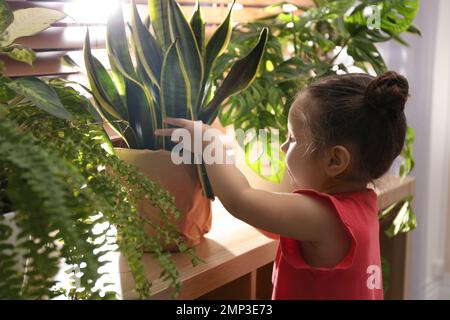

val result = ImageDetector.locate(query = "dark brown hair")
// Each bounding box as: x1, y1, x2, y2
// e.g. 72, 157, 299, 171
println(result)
295, 71, 409, 182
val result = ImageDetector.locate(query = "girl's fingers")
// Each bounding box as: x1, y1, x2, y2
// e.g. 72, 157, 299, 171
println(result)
164, 117, 191, 127
154, 128, 176, 136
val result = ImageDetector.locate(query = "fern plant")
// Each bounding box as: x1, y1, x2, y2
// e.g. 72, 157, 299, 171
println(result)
1, 0, 199, 299
1, 78, 200, 299
84, 0, 269, 199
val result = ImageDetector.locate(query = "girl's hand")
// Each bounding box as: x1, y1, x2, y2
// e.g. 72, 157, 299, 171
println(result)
154, 117, 215, 155
154, 117, 211, 138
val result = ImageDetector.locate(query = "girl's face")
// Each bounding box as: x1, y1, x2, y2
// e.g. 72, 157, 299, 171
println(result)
280, 96, 327, 190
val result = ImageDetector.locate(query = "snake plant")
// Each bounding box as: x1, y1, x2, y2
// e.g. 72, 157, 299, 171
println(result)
84, 0, 269, 198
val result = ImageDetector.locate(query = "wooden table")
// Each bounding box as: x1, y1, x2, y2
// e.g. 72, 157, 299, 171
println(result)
119, 175, 416, 299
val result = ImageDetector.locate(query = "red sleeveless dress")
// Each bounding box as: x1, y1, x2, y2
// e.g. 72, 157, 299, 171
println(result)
271, 188, 383, 300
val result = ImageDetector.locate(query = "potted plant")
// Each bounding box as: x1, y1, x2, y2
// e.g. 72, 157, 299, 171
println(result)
83, 0, 269, 250
1, 0, 199, 299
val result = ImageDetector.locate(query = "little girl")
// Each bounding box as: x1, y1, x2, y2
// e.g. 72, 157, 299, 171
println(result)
155, 71, 409, 300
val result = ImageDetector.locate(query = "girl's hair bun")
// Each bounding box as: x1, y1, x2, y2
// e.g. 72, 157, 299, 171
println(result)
364, 71, 409, 116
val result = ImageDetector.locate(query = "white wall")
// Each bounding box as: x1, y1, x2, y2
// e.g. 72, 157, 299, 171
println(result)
378, 0, 450, 299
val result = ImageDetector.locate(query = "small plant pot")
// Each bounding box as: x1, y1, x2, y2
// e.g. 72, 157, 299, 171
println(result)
114, 148, 212, 252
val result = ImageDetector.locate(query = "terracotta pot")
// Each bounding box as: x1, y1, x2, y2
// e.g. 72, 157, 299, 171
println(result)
114, 148, 212, 252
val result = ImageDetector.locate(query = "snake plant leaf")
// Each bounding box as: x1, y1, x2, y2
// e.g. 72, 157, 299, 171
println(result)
190, 0, 205, 57
0, 7, 66, 47
126, 81, 157, 150
0, 0, 13, 35
161, 40, 188, 120
84, 30, 127, 120
200, 27, 269, 124
107, 4, 142, 90
159, 40, 188, 149
6, 77, 72, 120
131, 0, 163, 88
143, 15, 151, 30
204, 0, 235, 81
135, 55, 161, 109
89, 91, 138, 148
168, 0, 204, 116
197, 163, 214, 199
149, 0, 172, 52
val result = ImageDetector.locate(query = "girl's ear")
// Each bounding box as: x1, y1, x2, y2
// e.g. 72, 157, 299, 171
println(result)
324, 145, 351, 177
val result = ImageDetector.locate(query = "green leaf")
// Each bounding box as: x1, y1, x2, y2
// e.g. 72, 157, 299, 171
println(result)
130, 0, 163, 88
345, 0, 419, 35
84, 30, 137, 146
244, 131, 286, 184
161, 40, 188, 120
61, 54, 81, 70
6, 77, 72, 120
347, 38, 387, 74
0, 8, 66, 47
190, 0, 205, 57
200, 27, 269, 124
84, 31, 127, 120
125, 81, 156, 150
385, 198, 417, 237
0, 0, 13, 35
106, 5, 140, 87
407, 24, 421, 36
0, 76, 16, 103
168, 0, 204, 116
380, 0, 419, 34
0, 44, 35, 65
381, 256, 391, 294
149, 0, 172, 52
48, 78, 103, 123
204, 0, 235, 88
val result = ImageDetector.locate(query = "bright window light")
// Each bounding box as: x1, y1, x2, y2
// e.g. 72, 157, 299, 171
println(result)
282, 4, 298, 13
66, 0, 121, 24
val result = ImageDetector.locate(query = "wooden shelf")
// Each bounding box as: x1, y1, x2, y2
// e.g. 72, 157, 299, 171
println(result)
119, 174, 416, 299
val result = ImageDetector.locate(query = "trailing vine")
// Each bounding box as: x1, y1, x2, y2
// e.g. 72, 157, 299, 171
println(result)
1, 78, 201, 299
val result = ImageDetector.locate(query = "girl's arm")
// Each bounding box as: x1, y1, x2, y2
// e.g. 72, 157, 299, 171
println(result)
155, 118, 339, 243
